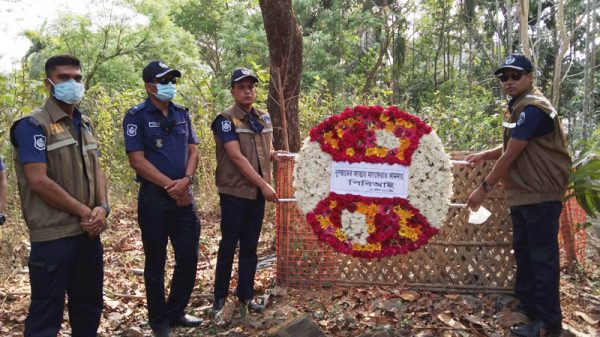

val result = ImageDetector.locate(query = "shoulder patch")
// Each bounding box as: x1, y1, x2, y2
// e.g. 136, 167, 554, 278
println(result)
516, 112, 526, 126
126, 124, 138, 137
221, 120, 232, 132
33, 135, 46, 151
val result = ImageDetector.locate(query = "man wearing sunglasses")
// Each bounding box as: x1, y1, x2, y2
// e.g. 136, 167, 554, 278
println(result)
466, 54, 571, 337
123, 61, 202, 337
0, 156, 6, 226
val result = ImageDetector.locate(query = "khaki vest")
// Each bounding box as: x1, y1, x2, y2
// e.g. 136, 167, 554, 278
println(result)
502, 87, 572, 207
10, 98, 101, 242
214, 105, 273, 200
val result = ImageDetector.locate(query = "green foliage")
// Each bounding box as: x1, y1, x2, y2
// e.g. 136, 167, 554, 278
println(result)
0, 0, 596, 211
566, 137, 600, 218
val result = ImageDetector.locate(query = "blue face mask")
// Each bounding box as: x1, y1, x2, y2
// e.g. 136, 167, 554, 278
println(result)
152, 82, 177, 102
48, 79, 85, 104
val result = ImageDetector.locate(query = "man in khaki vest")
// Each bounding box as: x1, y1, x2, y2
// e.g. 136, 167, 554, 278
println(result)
10, 55, 109, 337
467, 54, 570, 337
211, 68, 289, 314
0, 157, 7, 226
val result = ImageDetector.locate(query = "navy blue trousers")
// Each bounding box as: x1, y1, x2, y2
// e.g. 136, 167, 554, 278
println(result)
137, 183, 200, 331
24, 234, 103, 337
511, 201, 563, 328
214, 193, 265, 302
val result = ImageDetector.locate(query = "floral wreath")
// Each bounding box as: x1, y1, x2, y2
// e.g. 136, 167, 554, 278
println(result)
294, 106, 453, 259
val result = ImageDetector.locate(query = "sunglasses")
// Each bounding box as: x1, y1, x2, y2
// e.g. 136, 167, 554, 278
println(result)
156, 77, 177, 85
497, 72, 524, 82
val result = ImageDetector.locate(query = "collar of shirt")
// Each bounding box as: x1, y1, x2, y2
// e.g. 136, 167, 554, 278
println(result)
44, 97, 82, 123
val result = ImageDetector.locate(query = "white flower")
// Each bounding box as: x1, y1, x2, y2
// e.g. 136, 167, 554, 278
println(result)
341, 210, 369, 245
406, 131, 453, 228
294, 124, 453, 230
375, 129, 400, 149
293, 138, 332, 214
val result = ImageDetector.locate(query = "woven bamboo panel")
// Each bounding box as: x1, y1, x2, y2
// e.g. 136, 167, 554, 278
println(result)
276, 154, 516, 293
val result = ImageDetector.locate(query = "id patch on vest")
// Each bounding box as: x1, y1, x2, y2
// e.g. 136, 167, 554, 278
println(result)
221, 120, 232, 132
126, 124, 138, 137
34, 135, 46, 151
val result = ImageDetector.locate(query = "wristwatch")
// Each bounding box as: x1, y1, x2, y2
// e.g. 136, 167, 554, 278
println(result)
481, 180, 493, 193
97, 203, 111, 217
0, 214, 5, 225
185, 175, 195, 184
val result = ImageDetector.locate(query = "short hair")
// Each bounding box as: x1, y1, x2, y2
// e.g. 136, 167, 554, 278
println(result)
45, 55, 81, 77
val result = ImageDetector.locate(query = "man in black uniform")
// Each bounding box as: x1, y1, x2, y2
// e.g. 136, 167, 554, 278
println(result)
123, 61, 202, 337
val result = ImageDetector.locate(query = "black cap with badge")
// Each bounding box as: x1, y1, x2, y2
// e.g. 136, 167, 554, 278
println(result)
494, 53, 533, 75
143, 61, 182, 83
230, 68, 258, 87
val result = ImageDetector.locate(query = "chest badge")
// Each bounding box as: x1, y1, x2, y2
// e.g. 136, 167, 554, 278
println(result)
155, 138, 164, 149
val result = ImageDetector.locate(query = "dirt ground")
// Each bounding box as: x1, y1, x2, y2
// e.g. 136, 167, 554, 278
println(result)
0, 205, 599, 337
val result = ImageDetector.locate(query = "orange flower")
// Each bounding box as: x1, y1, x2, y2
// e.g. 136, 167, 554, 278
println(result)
395, 138, 411, 160
346, 148, 355, 157
395, 119, 415, 129
329, 200, 337, 210
366, 147, 387, 157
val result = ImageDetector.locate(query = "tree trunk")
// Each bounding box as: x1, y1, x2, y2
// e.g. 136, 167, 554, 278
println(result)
506, 0, 513, 52
582, 0, 594, 140
259, 0, 303, 152
551, 0, 569, 108
519, 0, 530, 58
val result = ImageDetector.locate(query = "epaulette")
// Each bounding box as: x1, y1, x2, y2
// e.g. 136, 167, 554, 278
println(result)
127, 101, 147, 115
27, 116, 42, 127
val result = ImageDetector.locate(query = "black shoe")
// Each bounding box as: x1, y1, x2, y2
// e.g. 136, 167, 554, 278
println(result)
170, 314, 203, 327
241, 298, 265, 313
152, 325, 171, 337
510, 319, 562, 337
211, 298, 225, 315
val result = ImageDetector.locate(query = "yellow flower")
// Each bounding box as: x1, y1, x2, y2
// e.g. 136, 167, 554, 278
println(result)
394, 206, 413, 226
316, 215, 330, 229
379, 114, 390, 123
385, 122, 395, 132
398, 224, 420, 242
329, 200, 337, 210
346, 148, 355, 157
336, 128, 344, 138
357, 203, 379, 216
342, 117, 358, 126
367, 222, 376, 234
334, 229, 348, 242
352, 242, 382, 252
